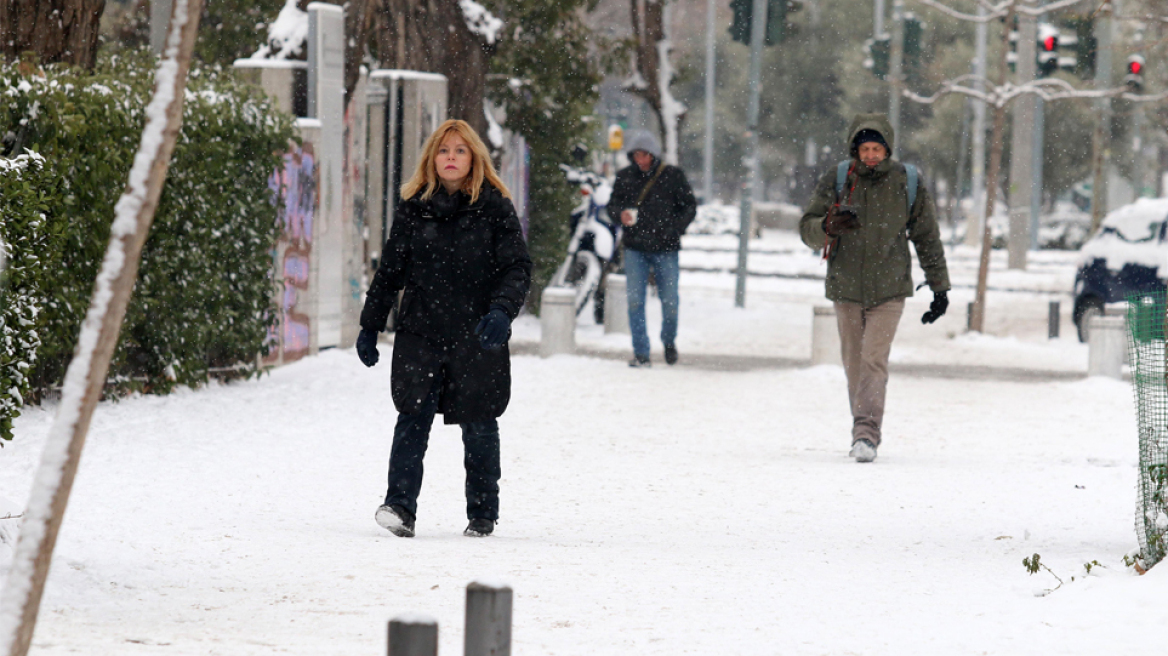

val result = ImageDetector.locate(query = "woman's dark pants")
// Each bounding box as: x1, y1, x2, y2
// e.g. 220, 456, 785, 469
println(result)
384, 377, 501, 521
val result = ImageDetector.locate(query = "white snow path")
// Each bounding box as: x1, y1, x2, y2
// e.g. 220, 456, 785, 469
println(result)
1, 348, 1163, 654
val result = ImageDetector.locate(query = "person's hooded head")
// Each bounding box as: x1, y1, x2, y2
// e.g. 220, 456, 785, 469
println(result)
846, 114, 895, 168
625, 130, 662, 172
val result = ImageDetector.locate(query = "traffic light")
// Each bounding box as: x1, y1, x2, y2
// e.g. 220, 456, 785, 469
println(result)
903, 13, 922, 67
729, 0, 800, 46
863, 35, 891, 79
1061, 16, 1096, 79
1126, 54, 1145, 92
730, 0, 752, 44
1037, 24, 1059, 77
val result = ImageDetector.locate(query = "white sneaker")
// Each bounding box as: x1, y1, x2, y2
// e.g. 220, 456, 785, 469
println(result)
849, 439, 878, 463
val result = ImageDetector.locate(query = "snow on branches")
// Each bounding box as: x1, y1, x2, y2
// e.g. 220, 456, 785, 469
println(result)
904, 74, 1168, 107
460, 0, 504, 46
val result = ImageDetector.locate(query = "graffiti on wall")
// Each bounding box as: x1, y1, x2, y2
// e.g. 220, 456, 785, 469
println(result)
267, 142, 317, 363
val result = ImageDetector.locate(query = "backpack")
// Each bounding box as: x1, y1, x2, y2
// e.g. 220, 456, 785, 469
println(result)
835, 160, 918, 212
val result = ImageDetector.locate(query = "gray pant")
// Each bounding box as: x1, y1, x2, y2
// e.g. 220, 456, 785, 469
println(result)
834, 299, 905, 446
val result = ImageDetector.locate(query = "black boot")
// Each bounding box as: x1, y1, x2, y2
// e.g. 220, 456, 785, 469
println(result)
375, 504, 416, 537
464, 518, 495, 537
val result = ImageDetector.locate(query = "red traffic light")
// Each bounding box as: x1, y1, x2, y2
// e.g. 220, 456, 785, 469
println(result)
1130, 61, 1143, 74
1043, 36, 1057, 52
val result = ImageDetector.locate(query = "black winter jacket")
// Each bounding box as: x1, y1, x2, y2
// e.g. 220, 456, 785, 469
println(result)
607, 159, 697, 253
360, 184, 532, 423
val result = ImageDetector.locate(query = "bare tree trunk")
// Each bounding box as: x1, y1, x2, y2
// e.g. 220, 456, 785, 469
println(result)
344, 0, 374, 102
627, 0, 679, 161
0, 0, 106, 70
372, 0, 493, 137
971, 2, 1015, 334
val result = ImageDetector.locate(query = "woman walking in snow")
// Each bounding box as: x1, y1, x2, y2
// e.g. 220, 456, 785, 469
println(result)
355, 119, 532, 538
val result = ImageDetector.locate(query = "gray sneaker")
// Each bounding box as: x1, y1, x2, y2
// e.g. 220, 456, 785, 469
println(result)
849, 439, 878, 463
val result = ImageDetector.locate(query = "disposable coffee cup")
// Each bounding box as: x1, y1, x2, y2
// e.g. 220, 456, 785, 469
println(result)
627, 209, 638, 225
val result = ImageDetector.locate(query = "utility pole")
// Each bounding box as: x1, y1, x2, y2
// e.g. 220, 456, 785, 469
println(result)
966, 4, 988, 247
1090, 3, 1114, 233
875, 0, 885, 38
888, 0, 904, 156
1007, 3, 1037, 270
734, 0, 767, 308
1031, 96, 1044, 249
703, 0, 716, 204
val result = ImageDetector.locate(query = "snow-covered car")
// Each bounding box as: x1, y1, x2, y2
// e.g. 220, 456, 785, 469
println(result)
1074, 198, 1168, 342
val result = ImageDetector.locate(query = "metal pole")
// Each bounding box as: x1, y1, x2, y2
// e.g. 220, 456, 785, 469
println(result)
1133, 102, 1145, 197
966, 5, 988, 247
951, 94, 972, 247
1031, 96, 1044, 249
875, 0, 885, 37
734, 0, 767, 308
1090, 4, 1114, 233
1007, 5, 1037, 270
888, 0, 904, 157
703, 0, 716, 204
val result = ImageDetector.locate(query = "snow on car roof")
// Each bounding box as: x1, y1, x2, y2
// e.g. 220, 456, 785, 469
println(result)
1079, 198, 1168, 271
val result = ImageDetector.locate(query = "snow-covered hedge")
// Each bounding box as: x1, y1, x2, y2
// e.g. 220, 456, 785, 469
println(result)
0, 49, 297, 413
0, 153, 64, 442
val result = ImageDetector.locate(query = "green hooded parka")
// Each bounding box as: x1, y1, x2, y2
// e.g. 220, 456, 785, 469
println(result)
799, 114, 950, 308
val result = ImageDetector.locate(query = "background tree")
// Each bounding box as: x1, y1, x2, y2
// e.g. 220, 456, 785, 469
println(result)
1, 0, 106, 69
370, 0, 499, 136
484, 0, 604, 305
625, 0, 685, 164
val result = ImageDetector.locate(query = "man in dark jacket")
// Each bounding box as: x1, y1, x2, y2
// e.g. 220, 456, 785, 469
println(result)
799, 113, 950, 463
607, 130, 697, 367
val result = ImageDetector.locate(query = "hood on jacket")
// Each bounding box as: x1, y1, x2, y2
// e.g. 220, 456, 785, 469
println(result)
625, 130, 662, 163
847, 113, 895, 158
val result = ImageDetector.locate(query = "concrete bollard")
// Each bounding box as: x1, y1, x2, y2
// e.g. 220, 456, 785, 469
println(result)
540, 286, 576, 357
464, 581, 512, 656
1087, 315, 1126, 379
1049, 300, 1060, 339
604, 274, 630, 335
811, 305, 842, 366
387, 615, 438, 656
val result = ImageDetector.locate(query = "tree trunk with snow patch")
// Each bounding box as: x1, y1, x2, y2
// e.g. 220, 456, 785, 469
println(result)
0, 0, 106, 70
625, 0, 684, 165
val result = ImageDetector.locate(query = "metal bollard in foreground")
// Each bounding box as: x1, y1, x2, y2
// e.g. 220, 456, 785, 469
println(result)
1048, 300, 1060, 339
387, 615, 438, 656
464, 581, 512, 656
1087, 315, 1125, 379
811, 305, 842, 366
603, 273, 630, 335
540, 286, 576, 357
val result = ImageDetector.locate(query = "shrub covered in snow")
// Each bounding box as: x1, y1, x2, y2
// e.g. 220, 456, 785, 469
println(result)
0, 49, 297, 407
0, 153, 65, 441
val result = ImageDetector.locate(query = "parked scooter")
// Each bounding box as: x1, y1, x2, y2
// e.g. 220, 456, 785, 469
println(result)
549, 163, 620, 322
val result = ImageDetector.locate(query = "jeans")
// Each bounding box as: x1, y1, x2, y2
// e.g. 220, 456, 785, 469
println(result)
624, 248, 680, 357
384, 373, 501, 521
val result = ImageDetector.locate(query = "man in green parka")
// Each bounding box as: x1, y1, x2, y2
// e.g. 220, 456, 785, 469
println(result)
799, 113, 951, 463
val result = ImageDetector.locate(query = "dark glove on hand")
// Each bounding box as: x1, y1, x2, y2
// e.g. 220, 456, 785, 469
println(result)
356, 328, 380, 367
921, 291, 949, 324
823, 206, 861, 236
474, 307, 511, 350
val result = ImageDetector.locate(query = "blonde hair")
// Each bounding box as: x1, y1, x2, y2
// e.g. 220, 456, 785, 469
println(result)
401, 119, 511, 204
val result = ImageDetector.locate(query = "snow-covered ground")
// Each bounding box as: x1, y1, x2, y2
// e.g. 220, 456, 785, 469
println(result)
3, 233, 1165, 654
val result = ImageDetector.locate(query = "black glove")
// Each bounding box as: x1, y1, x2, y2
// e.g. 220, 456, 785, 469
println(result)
921, 291, 948, 324
474, 307, 511, 350
824, 204, 861, 236
356, 328, 380, 367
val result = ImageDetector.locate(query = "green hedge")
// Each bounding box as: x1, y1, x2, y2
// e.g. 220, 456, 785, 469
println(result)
0, 153, 66, 441
0, 49, 297, 434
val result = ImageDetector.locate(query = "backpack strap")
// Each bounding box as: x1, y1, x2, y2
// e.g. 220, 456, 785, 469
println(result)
905, 163, 919, 210
835, 160, 850, 200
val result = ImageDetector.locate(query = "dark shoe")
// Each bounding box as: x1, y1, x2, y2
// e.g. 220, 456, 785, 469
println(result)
628, 354, 651, 368
664, 344, 678, 365
849, 439, 878, 463
464, 518, 495, 537
375, 504, 415, 537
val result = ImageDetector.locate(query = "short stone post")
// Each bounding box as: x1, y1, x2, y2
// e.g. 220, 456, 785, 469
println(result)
1087, 315, 1126, 379
464, 581, 512, 656
604, 274, 630, 335
540, 286, 576, 357
811, 305, 842, 366
387, 615, 438, 656
1048, 300, 1060, 339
